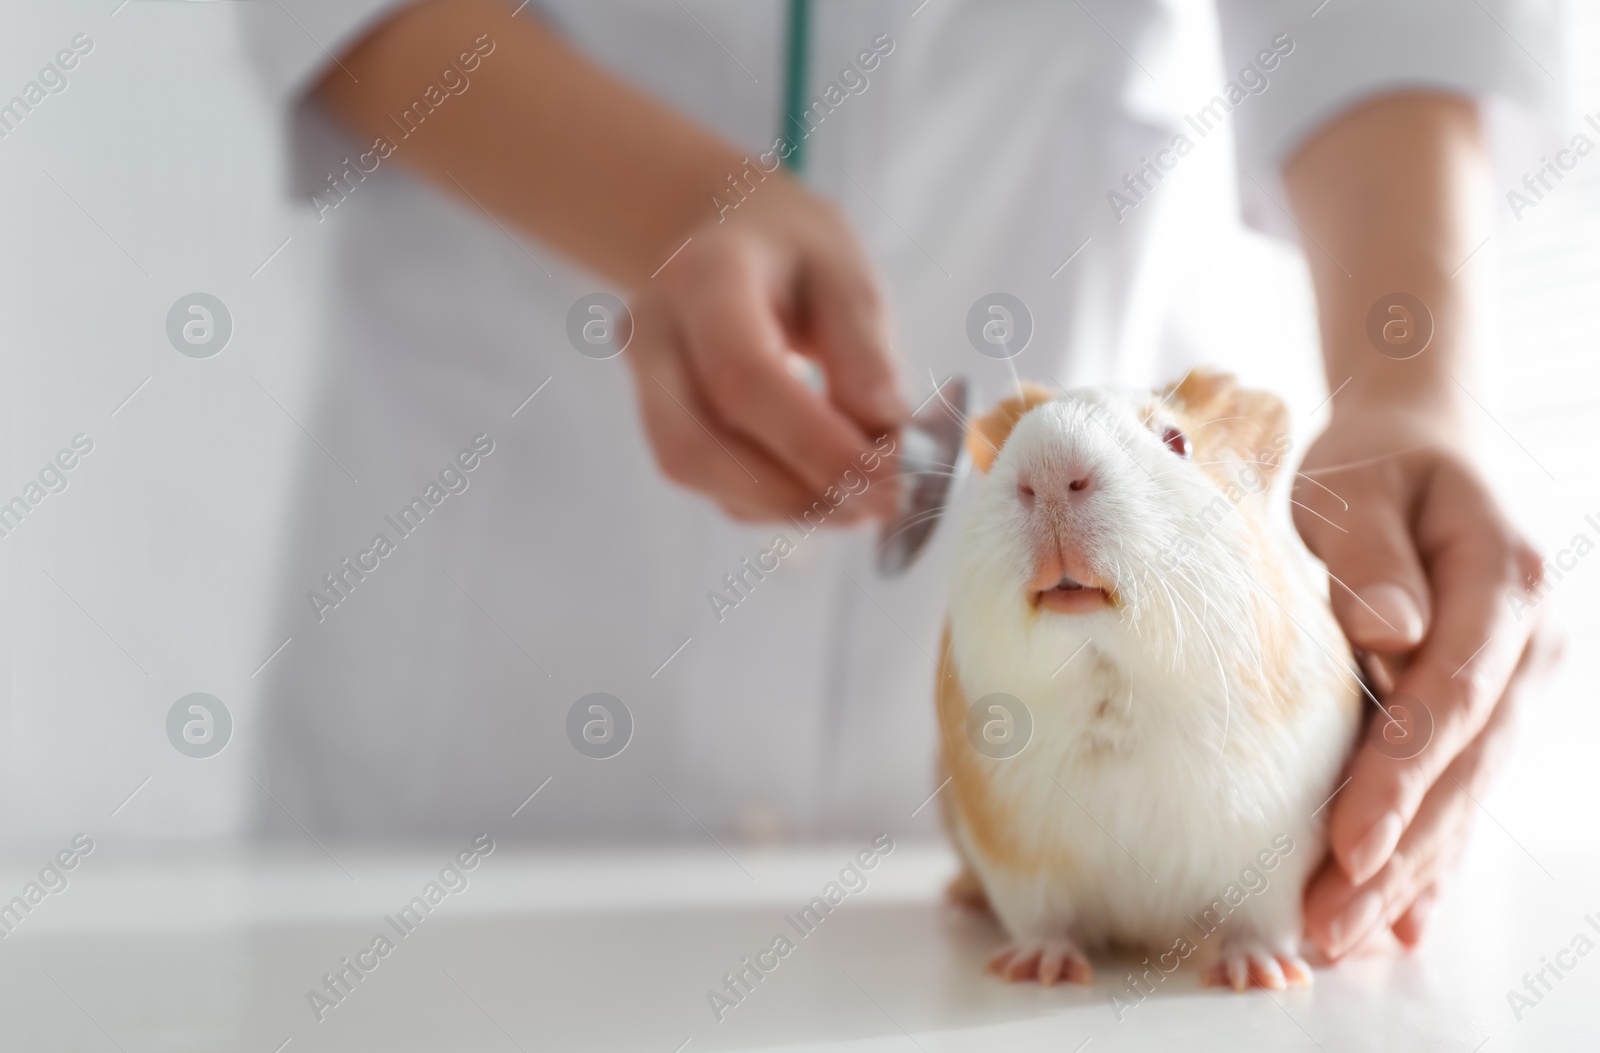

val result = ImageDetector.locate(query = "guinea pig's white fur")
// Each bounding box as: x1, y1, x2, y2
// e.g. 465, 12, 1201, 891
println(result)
940, 376, 1362, 988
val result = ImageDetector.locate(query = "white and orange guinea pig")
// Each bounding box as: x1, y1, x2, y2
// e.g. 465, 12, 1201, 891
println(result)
938, 370, 1362, 992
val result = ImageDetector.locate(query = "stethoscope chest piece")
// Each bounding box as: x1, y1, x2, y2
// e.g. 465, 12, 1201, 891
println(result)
876, 377, 969, 576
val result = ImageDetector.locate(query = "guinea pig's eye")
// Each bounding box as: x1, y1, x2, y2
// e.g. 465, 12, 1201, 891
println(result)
1161, 425, 1190, 458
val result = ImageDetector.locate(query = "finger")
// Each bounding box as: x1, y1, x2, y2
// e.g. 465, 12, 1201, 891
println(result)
1293, 468, 1428, 650
1390, 882, 1438, 948
1308, 627, 1534, 958
1327, 533, 1533, 885
632, 320, 821, 519
674, 240, 897, 516
803, 232, 909, 433
718, 500, 772, 524
715, 491, 872, 527
1307, 748, 1472, 958
1357, 648, 1404, 699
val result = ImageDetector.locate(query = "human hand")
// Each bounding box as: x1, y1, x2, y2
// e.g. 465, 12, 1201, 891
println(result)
316, 0, 908, 525
625, 177, 907, 524
1291, 400, 1563, 958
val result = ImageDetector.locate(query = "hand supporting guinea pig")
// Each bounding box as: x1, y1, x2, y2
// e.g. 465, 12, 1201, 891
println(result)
1291, 401, 1564, 958
626, 177, 907, 524
1282, 90, 1566, 958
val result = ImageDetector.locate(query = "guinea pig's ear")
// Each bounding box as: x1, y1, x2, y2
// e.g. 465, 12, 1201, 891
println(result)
1163, 368, 1290, 476
967, 383, 1056, 473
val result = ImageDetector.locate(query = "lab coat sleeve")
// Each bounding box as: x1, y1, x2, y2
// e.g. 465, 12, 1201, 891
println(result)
1214, 0, 1564, 238
238, 0, 413, 104
237, 0, 418, 199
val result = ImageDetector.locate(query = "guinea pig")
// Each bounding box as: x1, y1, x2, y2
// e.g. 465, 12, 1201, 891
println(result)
936, 369, 1363, 991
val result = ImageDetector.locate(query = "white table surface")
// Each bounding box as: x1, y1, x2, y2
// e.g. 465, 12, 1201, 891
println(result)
0, 836, 1594, 1052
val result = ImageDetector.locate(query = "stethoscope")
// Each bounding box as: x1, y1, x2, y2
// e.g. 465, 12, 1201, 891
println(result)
781, 0, 971, 576
782, 0, 814, 175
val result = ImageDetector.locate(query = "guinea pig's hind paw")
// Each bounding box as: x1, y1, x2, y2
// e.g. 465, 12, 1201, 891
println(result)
1201, 942, 1312, 992
985, 938, 1093, 986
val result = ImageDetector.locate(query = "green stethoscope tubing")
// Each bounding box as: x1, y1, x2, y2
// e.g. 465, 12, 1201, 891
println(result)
782, 0, 811, 174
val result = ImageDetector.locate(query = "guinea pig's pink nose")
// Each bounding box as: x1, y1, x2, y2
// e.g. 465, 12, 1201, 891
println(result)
1017, 464, 1095, 506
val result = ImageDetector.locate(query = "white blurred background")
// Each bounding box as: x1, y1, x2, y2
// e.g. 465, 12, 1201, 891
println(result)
0, 0, 1595, 855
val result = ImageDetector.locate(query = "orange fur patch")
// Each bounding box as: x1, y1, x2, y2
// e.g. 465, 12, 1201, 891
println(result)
966, 383, 1056, 474
1162, 368, 1290, 495
936, 626, 1075, 880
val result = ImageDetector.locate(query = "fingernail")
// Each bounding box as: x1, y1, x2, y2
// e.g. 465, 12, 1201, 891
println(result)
870, 381, 908, 424
1328, 890, 1384, 956
1349, 584, 1424, 646
1348, 811, 1403, 883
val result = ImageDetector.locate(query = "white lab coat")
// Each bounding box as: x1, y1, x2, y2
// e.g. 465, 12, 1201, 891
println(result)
238, 0, 1556, 842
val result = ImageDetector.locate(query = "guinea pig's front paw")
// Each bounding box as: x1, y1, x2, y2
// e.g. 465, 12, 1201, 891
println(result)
985, 936, 1093, 986
1200, 938, 1312, 992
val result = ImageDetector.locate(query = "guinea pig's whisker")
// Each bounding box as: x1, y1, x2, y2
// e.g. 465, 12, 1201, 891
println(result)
930, 388, 1001, 460
1170, 562, 1224, 618
1289, 470, 1349, 511
1190, 415, 1252, 432
1191, 457, 1279, 469
878, 506, 949, 543
1148, 569, 1182, 644
1298, 443, 1432, 476
1197, 622, 1233, 750
1321, 567, 1402, 633
1249, 618, 1269, 695
1289, 498, 1348, 534
1113, 542, 1143, 620
1155, 559, 1233, 750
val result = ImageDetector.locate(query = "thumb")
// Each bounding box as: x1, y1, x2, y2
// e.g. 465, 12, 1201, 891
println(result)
1296, 491, 1429, 652
804, 244, 908, 434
